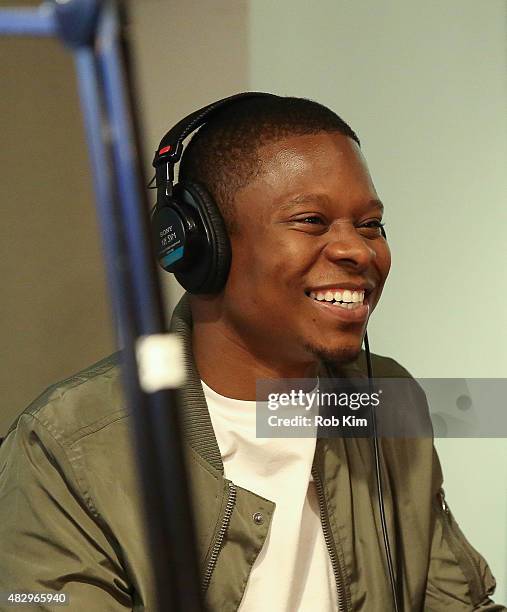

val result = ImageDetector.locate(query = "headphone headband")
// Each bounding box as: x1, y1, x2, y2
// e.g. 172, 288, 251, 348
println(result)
152, 92, 277, 169
152, 92, 276, 204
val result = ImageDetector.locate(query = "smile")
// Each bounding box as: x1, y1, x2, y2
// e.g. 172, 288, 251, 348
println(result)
307, 289, 365, 310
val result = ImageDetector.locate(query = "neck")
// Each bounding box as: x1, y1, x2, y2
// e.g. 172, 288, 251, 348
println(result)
191, 305, 318, 401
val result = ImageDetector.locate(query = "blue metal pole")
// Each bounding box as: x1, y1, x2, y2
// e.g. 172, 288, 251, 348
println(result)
0, 7, 55, 36
73, 48, 128, 340
95, 2, 162, 335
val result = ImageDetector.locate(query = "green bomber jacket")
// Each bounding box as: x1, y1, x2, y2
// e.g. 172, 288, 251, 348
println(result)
0, 294, 503, 611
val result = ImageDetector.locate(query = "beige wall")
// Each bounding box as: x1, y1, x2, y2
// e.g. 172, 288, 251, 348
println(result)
0, 34, 114, 435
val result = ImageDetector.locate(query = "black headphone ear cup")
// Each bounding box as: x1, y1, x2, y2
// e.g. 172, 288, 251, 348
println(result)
176, 181, 231, 294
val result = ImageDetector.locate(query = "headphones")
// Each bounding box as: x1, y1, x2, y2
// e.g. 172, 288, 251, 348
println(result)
151, 92, 386, 295
151, 92, 273, 294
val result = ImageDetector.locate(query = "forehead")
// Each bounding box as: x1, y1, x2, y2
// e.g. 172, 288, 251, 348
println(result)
240, 131, 377, 210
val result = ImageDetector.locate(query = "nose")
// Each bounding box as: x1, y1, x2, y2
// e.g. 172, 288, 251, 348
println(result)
322, 222, 376, 270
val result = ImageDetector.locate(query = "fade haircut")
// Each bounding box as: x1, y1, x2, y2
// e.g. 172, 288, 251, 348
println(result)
178, 95, 360, 234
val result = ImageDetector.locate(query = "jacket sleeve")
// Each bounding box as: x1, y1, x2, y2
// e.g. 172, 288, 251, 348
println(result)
424, 447, 505, 611
0, 413, 133, 612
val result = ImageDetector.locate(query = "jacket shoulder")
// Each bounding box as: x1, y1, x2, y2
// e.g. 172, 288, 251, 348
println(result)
368, 352, 414, 378
6, 351, 128, 447
346, 349, 415, 379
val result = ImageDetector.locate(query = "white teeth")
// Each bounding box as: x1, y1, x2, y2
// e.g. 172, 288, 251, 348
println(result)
309, 289, 366, 305
333, 302, 360, 310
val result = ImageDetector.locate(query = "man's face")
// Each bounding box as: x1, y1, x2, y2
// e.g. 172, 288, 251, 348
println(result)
221, 131, 391, 366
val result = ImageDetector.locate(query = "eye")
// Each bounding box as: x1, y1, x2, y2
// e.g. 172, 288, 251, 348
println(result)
360, 219, 385, 229
296, 216, 325, 225
358, 219, 385, 236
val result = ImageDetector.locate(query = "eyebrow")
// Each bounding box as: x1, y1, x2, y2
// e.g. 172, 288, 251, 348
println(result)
278, 193, 384, 213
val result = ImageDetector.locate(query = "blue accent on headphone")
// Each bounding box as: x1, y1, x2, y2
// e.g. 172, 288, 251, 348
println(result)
161, 246, 184, 267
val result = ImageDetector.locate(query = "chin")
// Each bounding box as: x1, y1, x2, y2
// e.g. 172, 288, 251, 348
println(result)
304, 341, 362, 366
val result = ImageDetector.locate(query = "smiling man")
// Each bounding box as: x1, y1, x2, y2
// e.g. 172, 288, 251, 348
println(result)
0, 94, 503, 611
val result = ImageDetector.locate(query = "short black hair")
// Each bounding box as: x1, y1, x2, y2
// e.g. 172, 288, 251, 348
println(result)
178, 95, 360, 234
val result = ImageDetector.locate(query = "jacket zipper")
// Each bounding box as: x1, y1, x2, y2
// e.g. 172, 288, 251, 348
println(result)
201, 481, 237, 593
312, 467, 349, 612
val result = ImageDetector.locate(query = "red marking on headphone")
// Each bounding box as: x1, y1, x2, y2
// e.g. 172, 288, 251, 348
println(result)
159, 145, 172, 155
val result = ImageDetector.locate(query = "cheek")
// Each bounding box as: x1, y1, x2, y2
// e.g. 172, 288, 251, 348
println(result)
230, 230, 309, 282
370, 243, 391, 310
226, 235, 274, 305
376, 241, 392, 282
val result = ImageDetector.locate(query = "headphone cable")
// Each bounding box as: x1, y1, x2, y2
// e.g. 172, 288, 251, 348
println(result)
364, 331, 401, 612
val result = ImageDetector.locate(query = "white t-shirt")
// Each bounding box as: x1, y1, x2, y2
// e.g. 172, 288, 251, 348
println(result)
202, 380, 337, 612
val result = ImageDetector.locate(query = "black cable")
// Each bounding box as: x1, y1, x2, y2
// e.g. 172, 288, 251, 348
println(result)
364, 331, 401, 612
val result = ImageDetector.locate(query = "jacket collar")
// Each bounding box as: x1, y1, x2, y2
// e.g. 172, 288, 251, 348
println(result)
170, 293, 367, 472
170, 293, 224, 472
